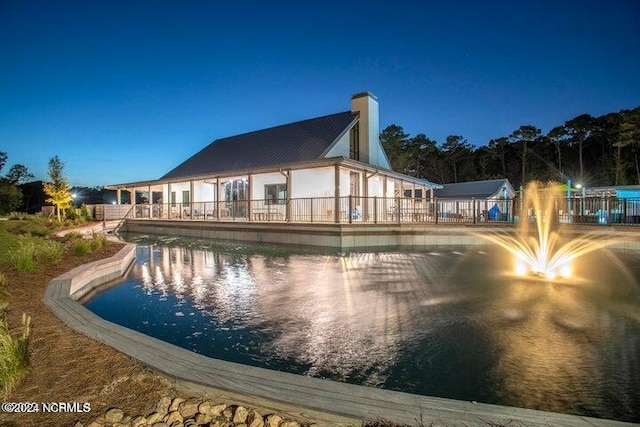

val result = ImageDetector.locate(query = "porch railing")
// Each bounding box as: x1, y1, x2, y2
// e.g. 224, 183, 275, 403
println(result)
109, 196, 640, 226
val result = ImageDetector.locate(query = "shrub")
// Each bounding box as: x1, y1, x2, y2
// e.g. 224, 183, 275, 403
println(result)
80, 203, 91, 221
7, 212, 26, 221
25, 224, 50, 237
0, 272, 7, 289
73, 239, 92, 255
90, 232, 107, 250
36, 240, 64, 264
63, 231, 83, 241
10, 241, 36, 272
65, 207, 77, 220
0, 310, 31, 399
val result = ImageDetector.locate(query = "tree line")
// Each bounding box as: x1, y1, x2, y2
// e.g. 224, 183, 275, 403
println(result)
381, 106, 640, 189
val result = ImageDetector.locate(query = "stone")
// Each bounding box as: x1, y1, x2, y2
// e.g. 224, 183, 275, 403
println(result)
105, 408, 125, 424
265, 414, 282, 427
178, 399, 200, 418
222, 407, 233, 419
169, 422, 184, 427
169, 397, 186, 412
164, 410, 184, 425
194, 413, 212, 425
151, 423, 168, 427
232, 406, 249, 423
147, 412, 164, 424
209, 403, 227, 416
73, 422, 84, 427
280, 421, 300, 427
197, 400, 212, 415
247, 410, 264, 427
131, 417, 147, 427
156, 396, 173, 414
122, 415, 132, 425
184, 419, 198, 427
87, 422, 102, 427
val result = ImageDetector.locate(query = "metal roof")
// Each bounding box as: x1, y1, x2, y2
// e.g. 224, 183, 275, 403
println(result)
434, 179, 515, 199
161, 111, 357, 180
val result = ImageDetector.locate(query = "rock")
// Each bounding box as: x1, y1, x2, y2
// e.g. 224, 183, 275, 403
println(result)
197, 400, 212, 415
131, 416, 147, 427
73, 422, 84, 427
209, 403, 227, 416
178, 399, 200, 418
222, 407, 233, 419
105, 408, 125, 423
122, 415, 132, 424
247, 410, 264, 427
184, 419, 198, 427
169, 422, 184, 427
164, 410, 184, 425
87, 422, 102, 427
232, 406, 249, 423
265, 414, 282, 427
156, 396, 173, 414
147, 412, 164, 424
194, 413, 212, 425
169, 397, 186, 412
280, 421, 300, 427
151, 423, 168, 427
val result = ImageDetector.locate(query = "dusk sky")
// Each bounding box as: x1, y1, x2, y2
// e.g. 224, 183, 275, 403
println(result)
1, 1, 639, 187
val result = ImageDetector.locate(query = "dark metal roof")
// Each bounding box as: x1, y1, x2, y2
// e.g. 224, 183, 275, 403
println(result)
161, 111, 356, 180
434, 179, 514, 199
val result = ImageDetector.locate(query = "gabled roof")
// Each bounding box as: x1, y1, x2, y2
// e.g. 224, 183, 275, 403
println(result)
161, 111, 357, 180
434, 179, 515, 199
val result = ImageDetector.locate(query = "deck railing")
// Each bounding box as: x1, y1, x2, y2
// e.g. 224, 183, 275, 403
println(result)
104, 195, 640, 226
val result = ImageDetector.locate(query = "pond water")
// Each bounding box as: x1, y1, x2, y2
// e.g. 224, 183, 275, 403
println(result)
85, 234, 640, 422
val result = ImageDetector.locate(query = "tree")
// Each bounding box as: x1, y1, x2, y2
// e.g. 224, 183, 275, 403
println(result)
0, 152, 24, 215
380, 125, 411, 174
0, 152, 6, 172
43, 155, 73, 222
509, 125, 541, 187
441, 135, 473, 183
564, 114, 596, 183
5, 164, 34, 185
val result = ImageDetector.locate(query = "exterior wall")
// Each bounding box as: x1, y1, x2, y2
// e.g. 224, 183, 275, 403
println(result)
339, 169, 351, 196
350, 93, 390, 170
252, 172, 288, 200
169, 182, 190, 203
193, 180, 215, 202
324, 129, 351, 158
368, 175, 384, 197
291, 167, 335, 198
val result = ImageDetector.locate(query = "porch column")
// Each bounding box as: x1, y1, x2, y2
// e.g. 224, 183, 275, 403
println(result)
190, 180, 195, 219
286, 170, 292, 222
130, 189, 136, 204
248, 173, 253, 222
168, 183, 172, 218
216, 180, 222, 221
383, 176, 388, 221
116, 189, 121, 205
334, 164, 341, 223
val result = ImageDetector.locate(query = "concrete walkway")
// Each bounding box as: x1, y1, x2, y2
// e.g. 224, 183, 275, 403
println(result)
44, 245, 638, 427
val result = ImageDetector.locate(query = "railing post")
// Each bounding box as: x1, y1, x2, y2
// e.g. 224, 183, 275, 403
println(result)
310, 198, 314, 223
374, 196, 378, 224
348, 195, 353, 224
435, 198, 439, 225
473, 198, 476, 224
396, 197, 401, 224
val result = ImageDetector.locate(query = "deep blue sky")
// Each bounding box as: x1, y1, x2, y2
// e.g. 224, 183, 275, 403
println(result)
1, 1, 639, 187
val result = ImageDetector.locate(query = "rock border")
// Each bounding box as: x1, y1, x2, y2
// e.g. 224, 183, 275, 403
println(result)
45, 244, 637, 427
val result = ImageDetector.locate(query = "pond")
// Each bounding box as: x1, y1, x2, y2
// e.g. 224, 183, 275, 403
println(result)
84, 234, 640, 422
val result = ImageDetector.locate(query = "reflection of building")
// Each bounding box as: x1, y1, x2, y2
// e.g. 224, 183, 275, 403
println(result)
106, 92, 441, 223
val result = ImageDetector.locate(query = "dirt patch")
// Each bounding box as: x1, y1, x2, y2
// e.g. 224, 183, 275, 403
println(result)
0, 242, 173, 427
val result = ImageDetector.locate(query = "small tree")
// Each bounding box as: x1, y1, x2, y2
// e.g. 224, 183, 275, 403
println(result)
43, 156, 73, 222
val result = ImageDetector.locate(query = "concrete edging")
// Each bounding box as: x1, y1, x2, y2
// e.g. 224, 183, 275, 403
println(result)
44, 244, 637, 427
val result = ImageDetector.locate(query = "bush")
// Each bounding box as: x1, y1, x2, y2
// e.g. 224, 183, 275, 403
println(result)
24, 224, 50, 237
36, 240, 63, 264
90, 232, 107, 250
65, 207, 77, 220
7, 212, 26, 220
73, 239, 92, 255
63, 231, 83, 241
80, 203, 91, 221
0, 310, 31, 399
10, 241, 36, 272
0, 272, 7, 289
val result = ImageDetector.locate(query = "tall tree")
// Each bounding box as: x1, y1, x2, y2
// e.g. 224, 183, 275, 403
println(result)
0, 152, 6, 172
380, 125, 410, 174
441, 135, 472, 183
564, 114, 595, 183
43, 155, 73, 222
509, 125, 541, 187
0, 152, 23, 214
5, 164, 34, 185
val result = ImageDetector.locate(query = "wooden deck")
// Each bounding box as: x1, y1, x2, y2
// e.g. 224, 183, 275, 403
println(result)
44, 245, 638, 427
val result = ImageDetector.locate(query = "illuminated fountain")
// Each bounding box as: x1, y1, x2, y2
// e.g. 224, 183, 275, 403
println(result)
480, 181, 618, 281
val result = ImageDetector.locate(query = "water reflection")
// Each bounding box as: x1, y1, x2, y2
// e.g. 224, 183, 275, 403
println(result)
85, 238, 640, 422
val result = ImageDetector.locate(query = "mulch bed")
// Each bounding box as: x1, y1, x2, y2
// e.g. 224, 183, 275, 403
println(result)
0, 241, 174, 427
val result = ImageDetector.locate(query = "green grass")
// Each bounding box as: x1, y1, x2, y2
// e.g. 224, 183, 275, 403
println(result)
73, 239, 92, 255
37, 240, 64, 264
0, 309, 31, 399
10, 241, 37, 272
90, 232, 107, 250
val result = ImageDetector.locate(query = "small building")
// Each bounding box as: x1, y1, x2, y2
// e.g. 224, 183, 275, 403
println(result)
433, 179, 516, 220
106, 92, 442, 223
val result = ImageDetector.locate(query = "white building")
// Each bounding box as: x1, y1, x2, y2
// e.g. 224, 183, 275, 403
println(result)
107, 92, 441, 223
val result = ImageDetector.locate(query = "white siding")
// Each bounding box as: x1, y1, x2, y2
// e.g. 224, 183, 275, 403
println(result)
291, 167, 335, 198
324, 130, 350, 158
252, 172, 287, 200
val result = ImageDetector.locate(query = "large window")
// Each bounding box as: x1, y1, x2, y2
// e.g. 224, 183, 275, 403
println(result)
265, 183, 287, 205
182, 190, 190, 206
349, 122, 360, 160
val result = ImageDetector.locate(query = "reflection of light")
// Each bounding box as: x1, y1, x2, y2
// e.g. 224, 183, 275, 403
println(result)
559, 264, 571, 278
515, 262, 527, 276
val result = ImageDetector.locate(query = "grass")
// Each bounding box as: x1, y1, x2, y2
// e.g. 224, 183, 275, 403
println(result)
10, 241, 37, 272
0, 309, 31, 399
73, 239, 92, 255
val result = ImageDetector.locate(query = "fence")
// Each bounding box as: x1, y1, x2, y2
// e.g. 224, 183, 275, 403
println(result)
94, 196, 640, 226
